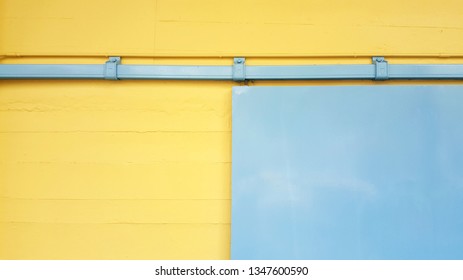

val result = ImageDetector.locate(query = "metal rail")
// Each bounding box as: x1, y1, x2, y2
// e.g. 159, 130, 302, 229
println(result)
1, 57, 462, 81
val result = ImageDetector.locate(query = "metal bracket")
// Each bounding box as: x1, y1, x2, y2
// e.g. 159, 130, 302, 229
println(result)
233, 57, 246, 81
104, 57, 121, 80
372, 57, 388, 81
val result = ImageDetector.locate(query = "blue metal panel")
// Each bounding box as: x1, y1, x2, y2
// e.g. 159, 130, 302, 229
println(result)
232, 86, 463, 259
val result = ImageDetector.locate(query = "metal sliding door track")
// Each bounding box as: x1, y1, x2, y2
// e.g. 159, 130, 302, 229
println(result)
1, 57, 462, 81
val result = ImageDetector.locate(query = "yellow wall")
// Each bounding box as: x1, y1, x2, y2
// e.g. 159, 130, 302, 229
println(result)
2, 0, 463, 57
0, 79, 232, 259
1, 0, 462, 259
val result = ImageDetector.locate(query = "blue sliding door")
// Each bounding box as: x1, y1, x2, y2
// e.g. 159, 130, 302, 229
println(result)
231, 86, 463, 259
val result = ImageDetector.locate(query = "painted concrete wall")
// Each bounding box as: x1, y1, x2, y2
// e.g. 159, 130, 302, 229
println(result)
2, 0, 463, 56
0, 0, 462, 259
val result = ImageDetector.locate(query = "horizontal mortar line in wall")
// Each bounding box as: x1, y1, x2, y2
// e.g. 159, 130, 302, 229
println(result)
0, 111, 230, 115
368, 24, 463, 30
0, 197, 231, 201
1, 161, 232, 165
3, 53, 463, 59
0, 221, 230, 225
0, 161, 230, 165
154, 21, 463, 29
0, 108, 230, 111
0, 131, 231, 133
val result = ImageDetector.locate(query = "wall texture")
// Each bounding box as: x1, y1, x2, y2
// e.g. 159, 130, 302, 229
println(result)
0, 0, 462, 259
2, 0, 463, 56
0, 79, 232, 259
